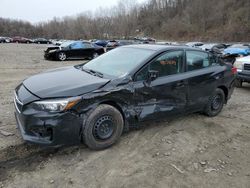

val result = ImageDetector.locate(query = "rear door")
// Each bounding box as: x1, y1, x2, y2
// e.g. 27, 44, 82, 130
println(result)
185, 50, 223, 111
69, 42, 85, 58
81, 42, 95, 58
133, 50, 188, 121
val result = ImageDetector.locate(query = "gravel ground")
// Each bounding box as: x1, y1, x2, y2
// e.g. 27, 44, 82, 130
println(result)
0, 43, 249, 188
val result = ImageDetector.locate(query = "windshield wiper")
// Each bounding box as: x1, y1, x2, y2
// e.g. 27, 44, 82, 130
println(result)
82, 67, 104, 78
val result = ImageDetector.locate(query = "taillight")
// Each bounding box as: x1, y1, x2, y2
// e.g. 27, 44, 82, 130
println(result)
231, 67, 237, 74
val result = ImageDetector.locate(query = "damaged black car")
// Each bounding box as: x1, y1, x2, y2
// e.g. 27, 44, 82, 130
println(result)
14, 45, 236, 150
44, 41, 105, 61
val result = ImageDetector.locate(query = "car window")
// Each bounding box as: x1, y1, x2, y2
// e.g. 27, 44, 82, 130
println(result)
135, 65, 149, 81
136, 50, 184, 81
70, 42, 84, 49
83, 42, 93, 48
186, 51, 210, 71
209, 54, 220, 65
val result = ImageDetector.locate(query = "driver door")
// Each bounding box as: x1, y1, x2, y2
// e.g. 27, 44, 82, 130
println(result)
133, 50, 188, 122
69, 42, 85, 58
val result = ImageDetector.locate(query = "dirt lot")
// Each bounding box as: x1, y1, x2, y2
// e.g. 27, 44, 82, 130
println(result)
0, 43, 249, 188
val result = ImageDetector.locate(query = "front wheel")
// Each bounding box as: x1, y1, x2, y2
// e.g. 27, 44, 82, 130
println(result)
82, 105, 124, 150
58, 52, 67, 61
204, 88, 225, 117
92, 52, 99, 59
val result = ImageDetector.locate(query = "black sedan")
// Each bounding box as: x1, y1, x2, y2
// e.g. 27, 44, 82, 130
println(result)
34, 38, 52, 44
44, 41, 105, 61
14, 45, 236, 150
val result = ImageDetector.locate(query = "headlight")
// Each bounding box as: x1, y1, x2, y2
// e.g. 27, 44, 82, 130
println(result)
234, 61, 243, 70
33, 97, 81, 112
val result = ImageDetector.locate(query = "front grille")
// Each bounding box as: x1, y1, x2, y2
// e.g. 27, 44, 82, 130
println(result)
14, 92, 23, 113
244, 64, 250, 71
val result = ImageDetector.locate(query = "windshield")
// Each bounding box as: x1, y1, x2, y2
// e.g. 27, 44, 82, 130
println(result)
83, 47, 155, 77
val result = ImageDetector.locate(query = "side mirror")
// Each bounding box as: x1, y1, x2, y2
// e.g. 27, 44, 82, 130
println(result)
147, 70, 159, 83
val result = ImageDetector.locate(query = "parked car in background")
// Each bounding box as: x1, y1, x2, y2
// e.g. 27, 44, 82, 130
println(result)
186, 42, 204, 47
134, 37, 156, 44
234, 55, 250, 87
94, 40, 108, 47
140, 37, 156, 44
44, 41, 105, 61
33, 38, 52, 44
106, 40, 134, 51
15, 45, 236, 150
0, 37, 12, 43
224, 44, 250, 56
200, 43, 228, 52
50, 39, 64, 46
5, 37, 13, 43
156, 41, 173, 45
0, 37, 6, 43
106, 40, 120, 51
12, 36, 33, 43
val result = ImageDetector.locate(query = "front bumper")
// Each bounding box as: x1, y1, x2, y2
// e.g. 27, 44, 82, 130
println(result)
14, 104, 83, 147
237, 71, 250, 82
44, 51, 56, 60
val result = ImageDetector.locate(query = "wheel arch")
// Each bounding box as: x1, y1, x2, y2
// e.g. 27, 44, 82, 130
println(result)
99, 100, 129, 132
99, 100, 125, 121
217, 85, 228, 103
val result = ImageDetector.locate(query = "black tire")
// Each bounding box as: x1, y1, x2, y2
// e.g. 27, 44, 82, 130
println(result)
204, 88, 225, 117
92, 52, 99, 59
57, 52, 67, 61
235, 79, 243, 88
82, 104, 124, 150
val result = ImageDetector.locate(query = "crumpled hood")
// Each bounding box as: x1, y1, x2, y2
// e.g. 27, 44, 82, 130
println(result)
23, 66, 110, 98
45, 45, 60, 51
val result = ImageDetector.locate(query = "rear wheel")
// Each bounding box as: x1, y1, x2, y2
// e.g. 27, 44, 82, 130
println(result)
204, 88, 225, 117
58, 52, 67, 61
82, 104, 124, 150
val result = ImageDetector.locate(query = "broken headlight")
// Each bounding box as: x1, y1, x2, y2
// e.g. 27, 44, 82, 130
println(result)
33, 97, 81, 112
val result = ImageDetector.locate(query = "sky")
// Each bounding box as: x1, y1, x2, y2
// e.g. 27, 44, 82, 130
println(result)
0, 0, 147, 23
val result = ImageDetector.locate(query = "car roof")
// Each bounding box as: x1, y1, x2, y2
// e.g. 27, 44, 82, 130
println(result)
122, 44, 200, 51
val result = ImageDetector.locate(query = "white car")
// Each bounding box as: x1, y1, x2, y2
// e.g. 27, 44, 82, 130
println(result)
234, 56, 250, 87
186, 42, 204, 47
